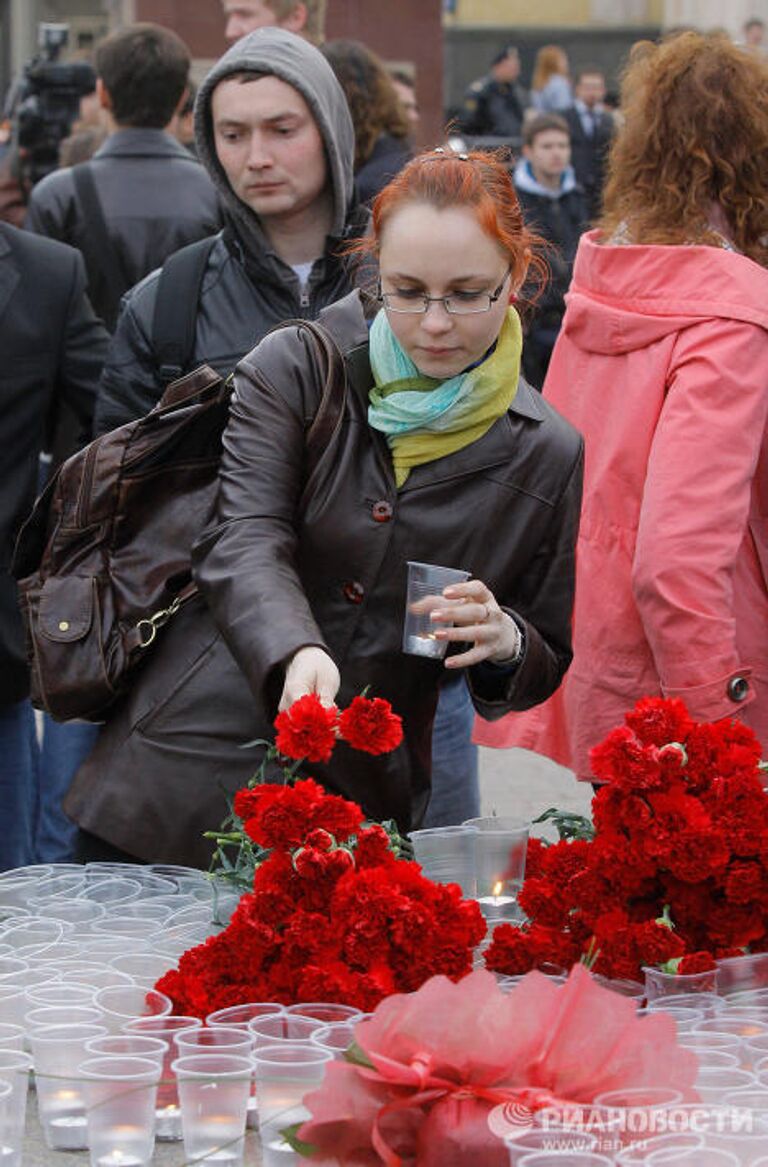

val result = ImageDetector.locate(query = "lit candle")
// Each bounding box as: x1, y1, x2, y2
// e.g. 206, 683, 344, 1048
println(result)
477, 880, 516, 919
95, 1152, 145, 1167
155, 1102, 182, 1141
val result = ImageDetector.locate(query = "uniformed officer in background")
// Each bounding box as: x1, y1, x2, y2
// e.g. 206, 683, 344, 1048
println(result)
459, 44, 528, 143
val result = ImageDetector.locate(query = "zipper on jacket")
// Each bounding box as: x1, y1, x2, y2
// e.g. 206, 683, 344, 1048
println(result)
76, 443, 99, 527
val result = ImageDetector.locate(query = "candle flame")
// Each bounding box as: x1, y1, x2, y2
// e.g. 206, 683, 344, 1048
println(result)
492, 881, 504, 897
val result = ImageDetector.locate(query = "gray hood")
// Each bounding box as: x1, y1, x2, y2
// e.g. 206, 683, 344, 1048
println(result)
194, 27, 355, 240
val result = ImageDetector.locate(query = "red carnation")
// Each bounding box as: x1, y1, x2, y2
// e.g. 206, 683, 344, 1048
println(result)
274, 693, 338, 763
625, 697, 694, 748
677, 951, 717, 974
589, 726, 665, 791
337, 695, 404, 755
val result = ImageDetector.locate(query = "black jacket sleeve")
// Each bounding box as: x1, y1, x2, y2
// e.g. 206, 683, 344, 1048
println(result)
93, 279, 164, 436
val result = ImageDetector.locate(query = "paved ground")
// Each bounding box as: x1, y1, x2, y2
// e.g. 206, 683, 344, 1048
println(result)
479, 744, 592, 826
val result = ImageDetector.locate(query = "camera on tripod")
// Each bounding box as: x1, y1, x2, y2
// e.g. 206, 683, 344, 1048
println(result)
9, 23, 96, 188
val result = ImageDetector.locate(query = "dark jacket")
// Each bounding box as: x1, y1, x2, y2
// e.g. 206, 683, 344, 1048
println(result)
459, 76, 528, 141
514, 161, 588, 325
561, 106, 614, 222
25, 129, 221, 330
356, 134, 411, 204
93, 27, 361, 437
92, 214, 367, 437
64, 291, 583, 868
0, 224, 109, 705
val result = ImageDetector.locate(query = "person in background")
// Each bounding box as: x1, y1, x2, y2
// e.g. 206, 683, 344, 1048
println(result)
221, 0, 325, 43
389, 68, 420, 133
561, 66, 614, 220
24, 23, 220, 863
476, 33, 768, 783
741, 16, 766, 54
459, 45, 528, 142
514, 113, 587, 389
322, 40, 412, 205
529, 44, 572, 113
169, 80, 198, 155
65, 148, 583, 867
25, 23, 220, 333
0, 225, 108, 870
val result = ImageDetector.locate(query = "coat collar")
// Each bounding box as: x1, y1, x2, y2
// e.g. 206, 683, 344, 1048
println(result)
93, 128, 194, 161
317, 291, 546, 491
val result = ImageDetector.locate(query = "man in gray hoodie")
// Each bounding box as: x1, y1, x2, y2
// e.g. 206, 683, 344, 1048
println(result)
93, 26, 364, 435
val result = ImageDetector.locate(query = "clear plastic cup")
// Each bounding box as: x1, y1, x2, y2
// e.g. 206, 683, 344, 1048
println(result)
207, 1002, 284, 1032
29, 1023, 108, 1150
409, 825, 479, 898
0, 1050, 32, 1167
402, 561, 471, 658
80, 1054, 161, 1167
252, 1043, 333, 1167
463, 815, 530, 919
172, 1053, 253, 1167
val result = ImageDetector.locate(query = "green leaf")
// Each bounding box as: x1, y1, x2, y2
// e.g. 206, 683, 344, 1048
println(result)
343, 1041, 374, 1068
280, 1122, 318, 1157
533, 807, 595, 842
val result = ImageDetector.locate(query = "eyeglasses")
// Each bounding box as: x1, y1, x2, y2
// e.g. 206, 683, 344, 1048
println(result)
378, 266, 512, 315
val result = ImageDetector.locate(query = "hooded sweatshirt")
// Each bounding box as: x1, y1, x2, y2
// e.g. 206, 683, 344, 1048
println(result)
94, 28, 363, 436
475, 229, 768, 770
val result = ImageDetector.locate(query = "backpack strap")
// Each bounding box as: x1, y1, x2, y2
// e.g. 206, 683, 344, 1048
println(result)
151, 236, 218, 386
71, 162, 131, 328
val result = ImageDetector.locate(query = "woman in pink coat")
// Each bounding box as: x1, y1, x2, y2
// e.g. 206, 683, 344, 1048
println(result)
476, 31, 768, 776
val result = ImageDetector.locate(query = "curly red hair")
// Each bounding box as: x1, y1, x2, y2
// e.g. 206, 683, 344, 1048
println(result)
600, 31, 768, 265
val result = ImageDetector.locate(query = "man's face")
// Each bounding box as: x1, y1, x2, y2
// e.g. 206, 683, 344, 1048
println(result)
221, 1, 305, 42
575, 73, 606, 109
524, 130, 570, 185
212, 75, 328, 224
493, 52, 520, 84
746, 21, 765, 45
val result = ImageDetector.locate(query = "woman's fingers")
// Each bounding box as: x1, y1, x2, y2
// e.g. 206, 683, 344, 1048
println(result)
279, 647, 340, 711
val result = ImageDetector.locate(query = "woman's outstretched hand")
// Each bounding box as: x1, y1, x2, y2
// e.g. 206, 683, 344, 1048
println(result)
411, 578, 523, 669
279, 646, 341, 711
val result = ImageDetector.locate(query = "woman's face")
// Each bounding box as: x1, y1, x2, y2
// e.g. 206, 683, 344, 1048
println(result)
378, 202, 515, 379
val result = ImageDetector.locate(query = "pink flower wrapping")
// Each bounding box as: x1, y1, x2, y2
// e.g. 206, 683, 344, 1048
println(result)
298, 964, 699, 1166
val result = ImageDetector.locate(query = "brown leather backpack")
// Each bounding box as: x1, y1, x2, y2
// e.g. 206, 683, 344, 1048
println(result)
12, 320, 347, 721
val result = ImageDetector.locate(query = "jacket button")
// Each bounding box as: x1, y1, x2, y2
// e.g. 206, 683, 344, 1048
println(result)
372, 500, 393, 523
727, 676, 750, 703
343, 581, 364, 604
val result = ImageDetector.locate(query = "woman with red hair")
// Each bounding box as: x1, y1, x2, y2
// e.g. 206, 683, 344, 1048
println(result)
66, 148, 583, 866
477, 32, 768, 776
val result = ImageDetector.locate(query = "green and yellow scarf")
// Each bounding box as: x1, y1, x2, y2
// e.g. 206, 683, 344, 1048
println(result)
368, 307, 522, 487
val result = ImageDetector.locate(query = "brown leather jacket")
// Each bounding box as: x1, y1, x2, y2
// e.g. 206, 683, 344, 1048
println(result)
66, 291, 583, 867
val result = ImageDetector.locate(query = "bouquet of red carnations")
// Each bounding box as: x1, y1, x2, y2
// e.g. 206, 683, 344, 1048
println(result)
156, 694, 486, 1015
486, 697, 768, 982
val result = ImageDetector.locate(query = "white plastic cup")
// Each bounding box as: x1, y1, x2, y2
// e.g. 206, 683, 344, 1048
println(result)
0, 1050, 32, 1167
402, 561, 471, 658
172, 1053, 253, 1167
252, 1042, 333, 1167
80, 1054, 161, 1167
